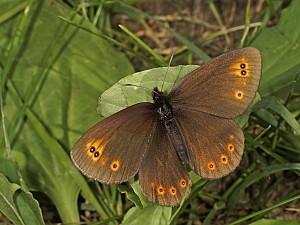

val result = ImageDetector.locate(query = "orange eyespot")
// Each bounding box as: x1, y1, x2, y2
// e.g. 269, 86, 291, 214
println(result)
169, 187, 177, 196
86, 137, 109, 158
235, 90, 244, 99
221, 154, 229, 164
229, 134, 235, 140
179, 178, 187, 188
227, 143, 235, 153
157, 185, 165, 195
110, 160, 120, 172
230, 60, 249, 75
207, 162, 216, 170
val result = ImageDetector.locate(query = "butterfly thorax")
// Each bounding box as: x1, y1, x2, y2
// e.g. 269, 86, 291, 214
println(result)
152, 87, 173, 121
152, 87, 189, 162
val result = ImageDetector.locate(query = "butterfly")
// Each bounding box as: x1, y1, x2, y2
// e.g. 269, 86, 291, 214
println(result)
71, 47, 262, 206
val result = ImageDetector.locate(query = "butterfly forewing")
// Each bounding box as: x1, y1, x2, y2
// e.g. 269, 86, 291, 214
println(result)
169, 47, 262, 119
71, 103, 156, 183
139, 120, 191, 206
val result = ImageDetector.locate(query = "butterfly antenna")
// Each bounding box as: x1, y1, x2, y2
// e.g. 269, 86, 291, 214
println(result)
161, 52, 175, 92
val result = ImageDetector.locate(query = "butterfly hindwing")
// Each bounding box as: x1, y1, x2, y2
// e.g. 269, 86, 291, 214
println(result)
71, 103, 156, 184
173, 109, 244, 179
139, 120, 191, 206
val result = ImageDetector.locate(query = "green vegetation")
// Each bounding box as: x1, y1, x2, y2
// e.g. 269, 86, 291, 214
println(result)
0, 0, 299, 224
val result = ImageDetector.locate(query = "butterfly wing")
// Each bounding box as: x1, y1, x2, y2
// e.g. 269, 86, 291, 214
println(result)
166, 47, 261, 178
169, 47, 262, 119
174, 110, 244, 179
139, 120, 191, 206
71, 103, 157, 183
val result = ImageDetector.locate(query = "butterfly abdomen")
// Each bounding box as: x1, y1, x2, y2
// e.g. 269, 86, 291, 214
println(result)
152, 87, 190, 163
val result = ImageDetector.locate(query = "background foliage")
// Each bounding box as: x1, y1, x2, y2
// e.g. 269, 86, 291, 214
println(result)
0, 0, 299, 224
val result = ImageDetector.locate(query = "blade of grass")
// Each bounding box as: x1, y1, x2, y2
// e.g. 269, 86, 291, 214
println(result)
246, 133, 290, 164
0, 0, 34, 156
0, 1, 28, 24
1, 1, 32, 92
58, 16, 158, 65
240, 0, 251, 47
228, 193, 300, 225
118, 24, 166, 66
207, 0, 231, 46
254, 96, 300, 135
6, 8, 80, 148
0, 71, 11, 158
228, 163, 300, 210
200, 22, 261, 43
116, 0, 211, 62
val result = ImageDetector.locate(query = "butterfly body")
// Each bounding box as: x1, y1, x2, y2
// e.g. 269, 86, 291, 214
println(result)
152, 87, 190, 162
71, 47, 262, 206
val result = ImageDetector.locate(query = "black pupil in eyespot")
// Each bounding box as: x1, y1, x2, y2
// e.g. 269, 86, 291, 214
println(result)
90, 147, 95, 152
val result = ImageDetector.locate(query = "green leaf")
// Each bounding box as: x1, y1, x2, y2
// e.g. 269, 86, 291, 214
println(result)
253, 0, 300, 98
0, 157, 44, 225
14, 191, 45, 225
130, 180, 151, 208
0, 156, 22, 185
0, 0, 133, 223
118, 183, 143, 208
98, 65, 197, 117
121, 205, 172, 225
13, 108, 81, 223
0, 174, 24, 225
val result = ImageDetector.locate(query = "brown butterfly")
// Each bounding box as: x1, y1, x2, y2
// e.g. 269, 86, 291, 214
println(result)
71, 47, 262, 206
